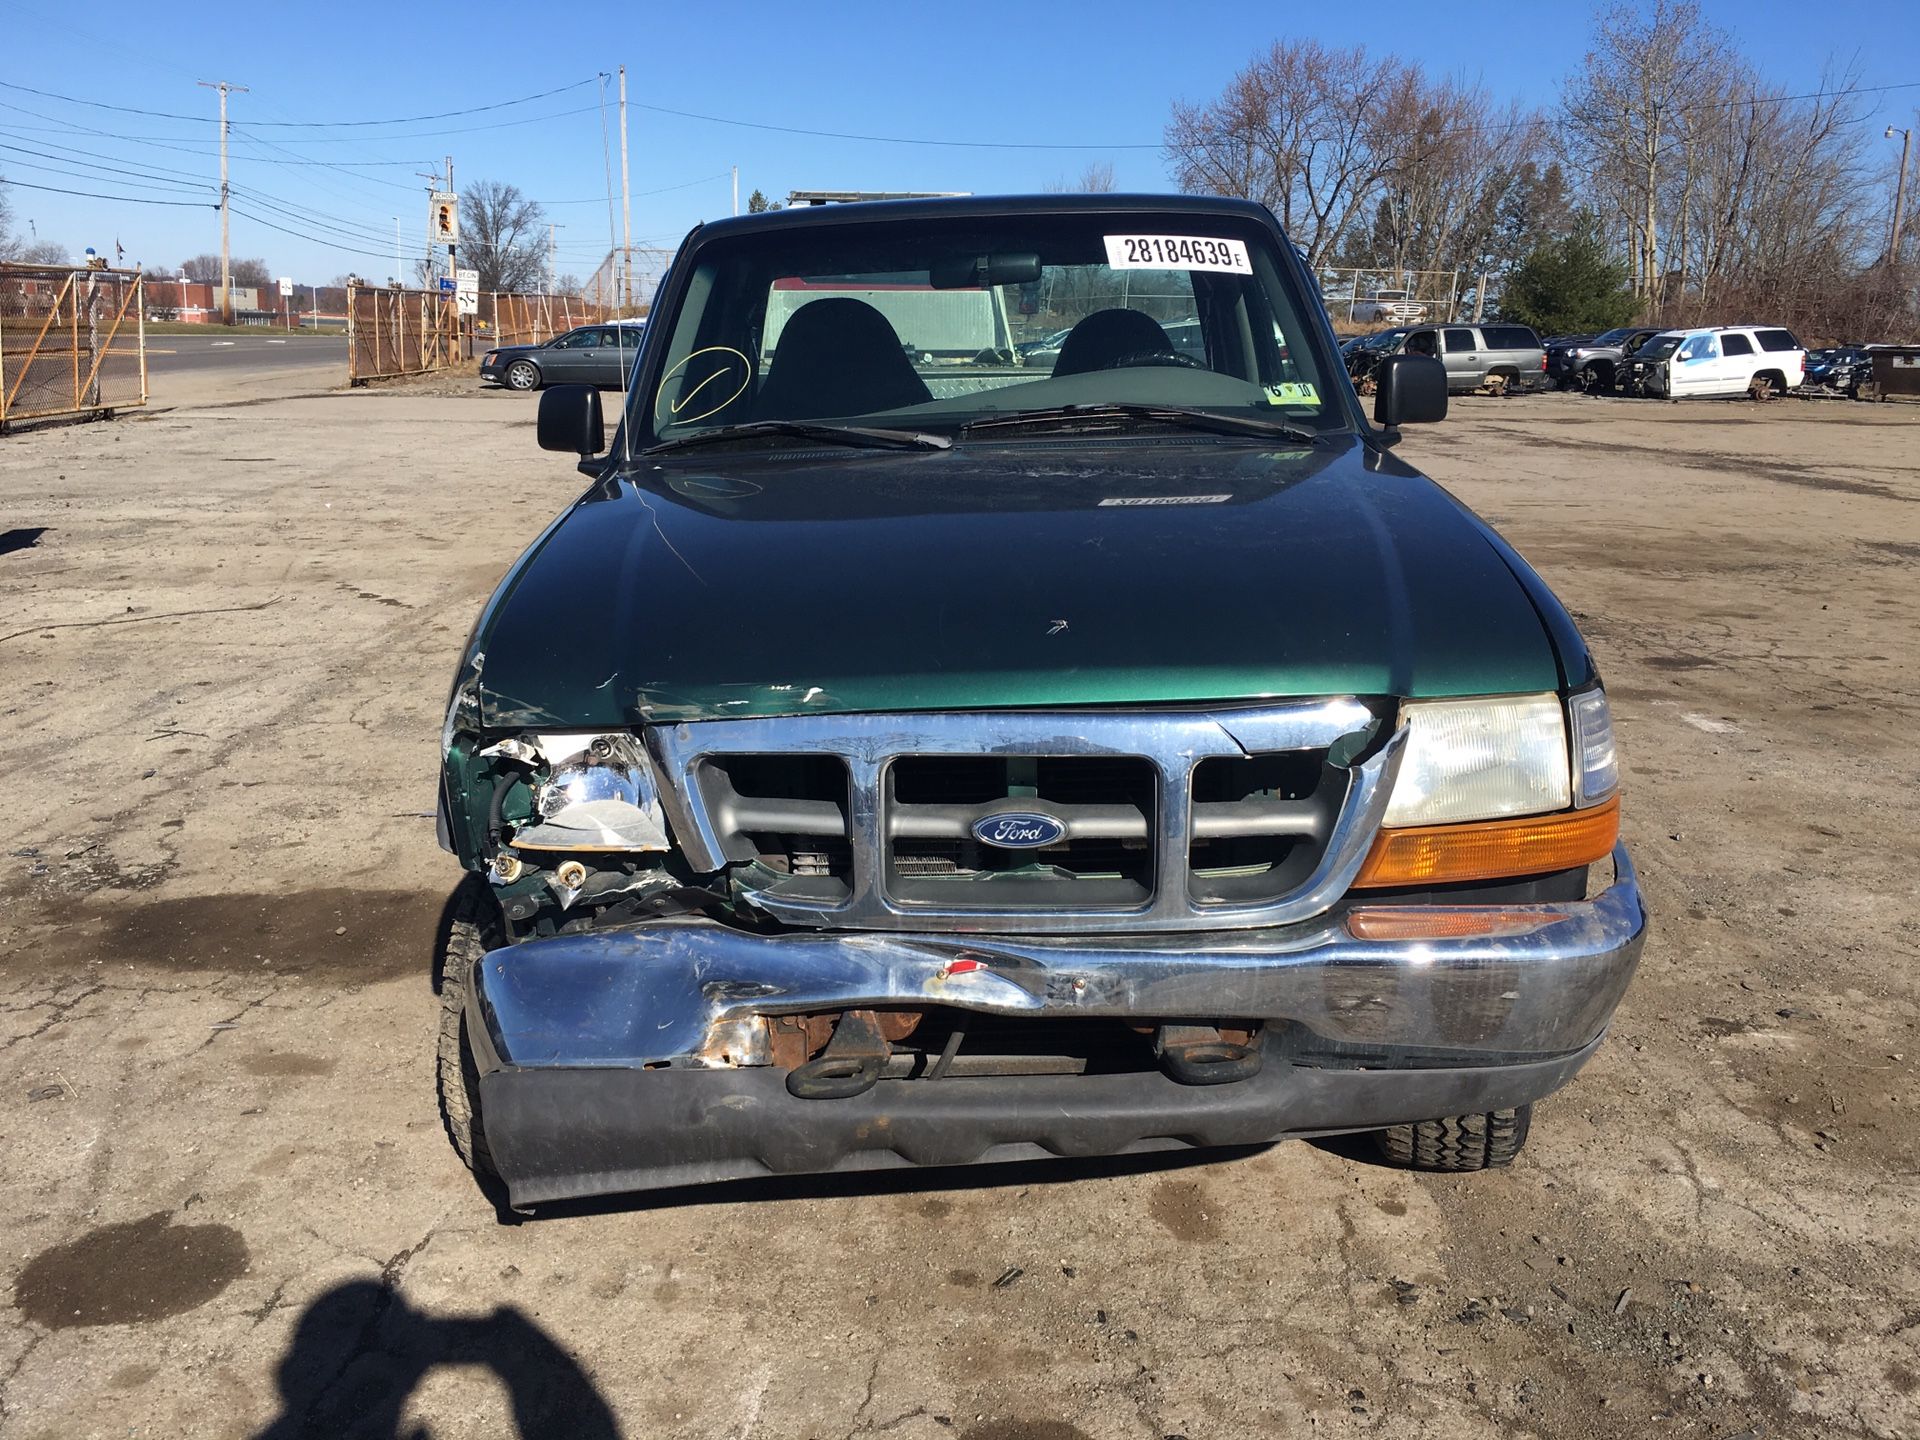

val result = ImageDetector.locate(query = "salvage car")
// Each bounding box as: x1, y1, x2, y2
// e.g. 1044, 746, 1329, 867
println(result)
1546, 327, 1662, 392
1400, 322, 1548, 395
1621, 325, 1806, 401
435, 194, 1645, 1206
479, 320, 646, 392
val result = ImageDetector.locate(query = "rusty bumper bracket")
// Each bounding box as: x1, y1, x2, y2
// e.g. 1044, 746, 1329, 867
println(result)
786, 1009, 892, 1099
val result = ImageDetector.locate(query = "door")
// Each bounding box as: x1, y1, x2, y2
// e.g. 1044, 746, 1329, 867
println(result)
1443, 327, 1480, 388
1670, 332, 1721, 396
588, 328, 641, 387
1716, 331, 1757, 394
540, 327, 599, 382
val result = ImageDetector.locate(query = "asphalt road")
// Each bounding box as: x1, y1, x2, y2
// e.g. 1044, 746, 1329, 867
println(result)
141, 332, 348, 376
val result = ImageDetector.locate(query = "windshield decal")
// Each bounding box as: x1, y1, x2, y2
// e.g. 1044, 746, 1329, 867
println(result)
1103, 235, 1252, 274
1262, 382, 1319, 407
654, 346, 752, 427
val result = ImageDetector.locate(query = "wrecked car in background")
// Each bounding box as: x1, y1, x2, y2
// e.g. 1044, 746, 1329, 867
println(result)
435, 194, 1645, 1207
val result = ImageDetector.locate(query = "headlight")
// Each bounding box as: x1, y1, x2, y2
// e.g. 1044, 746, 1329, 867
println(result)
482, 351, 498, 366
509, 733, 669, 852
1566, 686, 1618, 807
1383, 694, 1571, 827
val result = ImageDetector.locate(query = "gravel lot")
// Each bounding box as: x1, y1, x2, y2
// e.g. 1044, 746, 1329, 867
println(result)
1, 383, 1916, 1439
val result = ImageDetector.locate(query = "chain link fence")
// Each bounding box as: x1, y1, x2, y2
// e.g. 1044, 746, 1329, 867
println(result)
347, 283, 615, 383
0, 265, 146, 430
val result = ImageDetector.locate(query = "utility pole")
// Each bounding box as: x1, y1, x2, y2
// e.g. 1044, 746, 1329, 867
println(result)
1889, 125, 1913, 266
393, 216, 401, 287
198, 79, 248, 324
618, 64, 632, 311
732, 165, 739, 218
547, 222, 564, 291
445, 154, 457, 293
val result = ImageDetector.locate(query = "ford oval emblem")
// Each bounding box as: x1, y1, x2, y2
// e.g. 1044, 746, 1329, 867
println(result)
972, 811, 1067, 849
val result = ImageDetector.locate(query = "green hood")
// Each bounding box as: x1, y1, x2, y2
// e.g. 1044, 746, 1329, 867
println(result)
470, 435, 1583, 728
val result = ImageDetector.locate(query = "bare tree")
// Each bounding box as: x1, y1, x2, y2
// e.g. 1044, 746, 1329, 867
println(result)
1164, 40, 1409, 268
1560, 1, 1727, 302
0, 178, 68, 264
460, 181, 547, 294
1045, 161, 1118, 193
180, 253, 270, 287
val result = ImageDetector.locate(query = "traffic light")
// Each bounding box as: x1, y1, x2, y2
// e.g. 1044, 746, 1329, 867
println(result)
436, 202, 455, 238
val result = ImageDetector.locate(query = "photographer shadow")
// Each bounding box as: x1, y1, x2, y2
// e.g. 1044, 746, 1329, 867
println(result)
253, 1280, 621, 1440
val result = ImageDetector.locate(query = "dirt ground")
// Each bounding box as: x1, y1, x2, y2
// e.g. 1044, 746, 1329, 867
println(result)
1, 378, 1916, 1440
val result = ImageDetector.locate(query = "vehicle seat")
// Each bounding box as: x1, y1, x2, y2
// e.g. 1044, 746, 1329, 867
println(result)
1052, 308, 1177, 376
754, 298, 931, 419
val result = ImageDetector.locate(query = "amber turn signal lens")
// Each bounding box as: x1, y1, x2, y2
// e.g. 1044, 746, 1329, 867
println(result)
1353, 794, 1620, 889
1345, 908, 1571, 941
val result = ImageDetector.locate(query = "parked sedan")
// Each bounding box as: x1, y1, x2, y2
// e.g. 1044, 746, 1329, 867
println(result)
481, 322, 647, 392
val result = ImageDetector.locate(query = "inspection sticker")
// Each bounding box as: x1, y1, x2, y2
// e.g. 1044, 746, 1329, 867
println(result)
1104, 234, 1252, 274
1263, 382, 1320, 406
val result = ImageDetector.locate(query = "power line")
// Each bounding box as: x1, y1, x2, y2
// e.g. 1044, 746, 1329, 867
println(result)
226, 204, 401, 262
0, 76, 597, 129
2, 176, 212, 207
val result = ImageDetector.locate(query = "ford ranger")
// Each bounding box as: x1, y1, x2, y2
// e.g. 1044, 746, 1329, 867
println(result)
435, 195, 1645, 1207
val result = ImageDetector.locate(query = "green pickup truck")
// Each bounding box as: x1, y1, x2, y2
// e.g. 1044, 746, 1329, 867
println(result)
435, 194, 1644, 1207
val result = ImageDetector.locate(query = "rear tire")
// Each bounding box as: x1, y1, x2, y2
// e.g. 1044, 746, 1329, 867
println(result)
1375, 1106, 1531, 1171
437, 877, 503, 1177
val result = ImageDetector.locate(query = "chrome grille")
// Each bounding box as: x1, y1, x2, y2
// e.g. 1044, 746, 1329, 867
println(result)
648, 701, 1405, 934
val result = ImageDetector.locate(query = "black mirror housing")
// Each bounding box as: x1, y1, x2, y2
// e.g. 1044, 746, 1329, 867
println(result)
537, 384, 606, 456
1373, 354, 1448, 428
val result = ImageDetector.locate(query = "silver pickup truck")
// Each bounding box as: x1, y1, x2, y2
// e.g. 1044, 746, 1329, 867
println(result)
1402, 323, 1548, 395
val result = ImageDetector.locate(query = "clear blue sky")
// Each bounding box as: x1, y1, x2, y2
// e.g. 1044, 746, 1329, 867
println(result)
4, 1, 1916, 284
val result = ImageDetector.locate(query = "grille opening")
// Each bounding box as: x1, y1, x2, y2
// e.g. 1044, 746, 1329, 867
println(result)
1188, 753, 1344, 906
700, 753, 852, 896
885, 755, 1157, 910
884, 1009, 1166, 1078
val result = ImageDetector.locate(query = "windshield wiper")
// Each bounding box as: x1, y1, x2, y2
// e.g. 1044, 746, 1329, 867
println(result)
960, 403, 1325, 445
643, 419, 952, 455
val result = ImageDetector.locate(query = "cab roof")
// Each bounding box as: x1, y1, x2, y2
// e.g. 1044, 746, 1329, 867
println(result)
692, 192, 1277, 241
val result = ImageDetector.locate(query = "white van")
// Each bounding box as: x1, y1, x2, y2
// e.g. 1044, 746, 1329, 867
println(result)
1631, 325, 1806, 400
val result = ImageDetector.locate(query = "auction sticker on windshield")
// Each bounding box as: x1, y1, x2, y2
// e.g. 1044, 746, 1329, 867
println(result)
1104, 235, 1252, 274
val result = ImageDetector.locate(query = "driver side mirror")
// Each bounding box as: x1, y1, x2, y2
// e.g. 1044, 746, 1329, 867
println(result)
537, 383, 605, 457
1373, 354, 1448, 429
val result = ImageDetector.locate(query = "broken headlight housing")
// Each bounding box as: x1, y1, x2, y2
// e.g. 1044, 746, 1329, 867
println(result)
484, 733, 670, 854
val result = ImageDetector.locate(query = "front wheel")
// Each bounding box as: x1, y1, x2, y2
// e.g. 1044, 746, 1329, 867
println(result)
505, 359, 540, 392
1375, 1106, 1531, 1171
437, 878, 503, 1177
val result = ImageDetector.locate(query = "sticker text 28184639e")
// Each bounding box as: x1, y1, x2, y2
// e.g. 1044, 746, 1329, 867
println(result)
1103, 235, 1252, 274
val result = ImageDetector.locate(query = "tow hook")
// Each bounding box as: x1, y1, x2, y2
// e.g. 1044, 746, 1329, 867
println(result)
786, 1009, 891, 1099
1157, 1024, 1264, 1086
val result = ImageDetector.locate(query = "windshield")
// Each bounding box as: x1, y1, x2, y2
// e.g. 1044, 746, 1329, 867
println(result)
1639, 336, 1682, 361
636, 211, 1340, 447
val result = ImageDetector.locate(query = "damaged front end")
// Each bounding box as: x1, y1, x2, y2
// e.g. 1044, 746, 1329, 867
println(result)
440, 650, 736, 936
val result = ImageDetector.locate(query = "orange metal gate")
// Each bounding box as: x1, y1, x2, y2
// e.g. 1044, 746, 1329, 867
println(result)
347, 283, 615, 383
0, 265, 146, 429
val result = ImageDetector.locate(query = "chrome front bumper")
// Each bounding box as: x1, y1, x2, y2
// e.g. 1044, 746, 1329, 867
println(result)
470, 845, 1646, 1073
466, 847, 1644, 1203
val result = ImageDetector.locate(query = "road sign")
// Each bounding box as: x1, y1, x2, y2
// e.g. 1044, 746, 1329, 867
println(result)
430, 191, 458, 243
277, 276, 293, 297
455, 267, 479, 318
438, 275, 457, 294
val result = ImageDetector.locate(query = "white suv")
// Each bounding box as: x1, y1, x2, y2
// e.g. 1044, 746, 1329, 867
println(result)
1630, 325, 1806, 400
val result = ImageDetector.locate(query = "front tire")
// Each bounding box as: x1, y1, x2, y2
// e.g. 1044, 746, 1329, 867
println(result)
505, 359, 540, 392
1375, 1106, 1531, 1171
437, 877, 503, 1177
